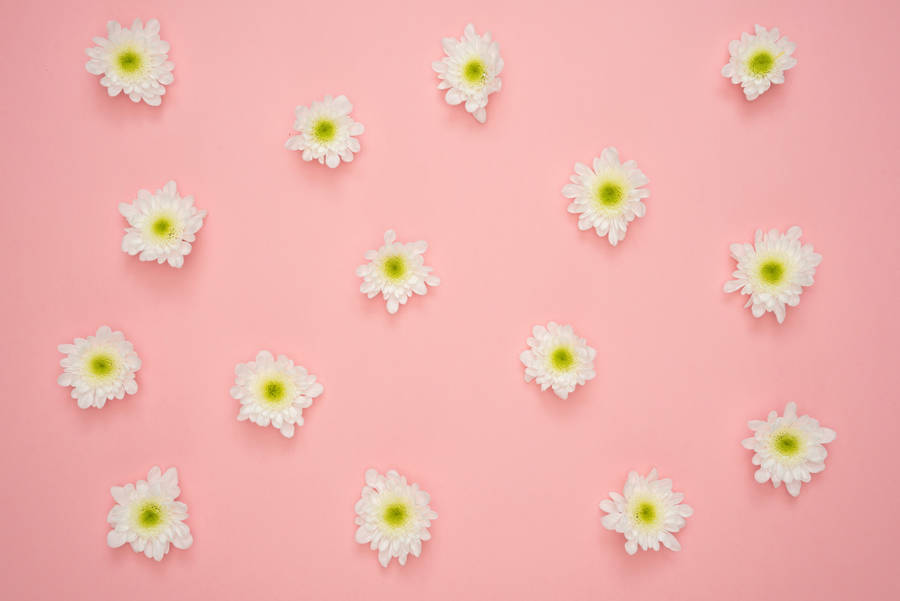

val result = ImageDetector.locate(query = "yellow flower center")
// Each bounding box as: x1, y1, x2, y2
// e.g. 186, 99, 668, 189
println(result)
116, 48, 143, 74
632, 499, 659, 526
758, 260, 785, 285
312, 119, 337, 143
462, 58, 487, 85
595, 181, 625, 208
134, 500, 165, 530
150, 216, 178, 241
88, 352, 116, 377
383, 502, 409, 528
261, 378, 288, 404
550, 346, 575, 372
747, 50, 775, 77
773, 431, 802, 457
382, 255, 407, 281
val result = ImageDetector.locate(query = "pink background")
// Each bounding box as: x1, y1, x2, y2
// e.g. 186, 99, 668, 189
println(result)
2, 0, 899, 599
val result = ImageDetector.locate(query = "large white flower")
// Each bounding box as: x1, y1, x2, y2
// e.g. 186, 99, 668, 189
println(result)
432, 23, 503, 123
742, 402, 835, 497
722, 25, 797, 101
356, 230, 440, 314
724, 226, 821, 324
600, 468, 693, 555
85, 18, 174, 106
562, 148, 650, 246
119, 181, 206, 268
285, 95, 364, 168
57, 325, 141, 409
520, 322, 596, 399
354, 469, 437, 567
107, 466, 193, 561
230, 351, 323, 438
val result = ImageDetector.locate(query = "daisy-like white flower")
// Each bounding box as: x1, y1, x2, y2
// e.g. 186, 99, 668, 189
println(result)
285, 95, 364, 168
562, 148, 650, 246
520, 322, 596, 399
119, 181, 206, 268
742, 402, 835, 497
432, 23, 503, 123
107, 466, 193, 561
600, 468, 693, 555
57, 325, 141, 409
230, 351, 323, 438
356, 229, 440, 314
724, 226, 821, 324
354, 469, 437, 567
85, 18, 174, 106
722, 25, 797, 101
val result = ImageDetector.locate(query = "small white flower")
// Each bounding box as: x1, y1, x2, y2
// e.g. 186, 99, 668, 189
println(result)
285, 95, 364, 168
356, 230, 440, 314
724, 226, 821, 324
562, 147, 650, 246
230, 351, 323, 438
85, 18, 174, 106
354, 469, 437, 567
57, 325, 141, 409
106, 466, 193, 561
432, 23, 503, 123
520, 322, 596, 400
119, 181, 206, 268
722, 25, 797, 101
742, 402, 835, 497
600, 468, 693, 555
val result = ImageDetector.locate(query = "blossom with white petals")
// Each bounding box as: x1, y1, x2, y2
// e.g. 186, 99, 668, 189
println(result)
722, 25, 797, 101
58, 325, 141, 409
285, 95, 364, 168
432, 24, 503, 123
356, 230, 440, 314
520, 322, 596, 399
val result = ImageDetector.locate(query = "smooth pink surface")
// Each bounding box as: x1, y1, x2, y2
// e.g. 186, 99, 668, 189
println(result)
2, 0, 899, 598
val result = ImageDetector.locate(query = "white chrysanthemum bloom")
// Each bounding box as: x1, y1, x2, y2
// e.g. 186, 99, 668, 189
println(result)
742, 402, 835, 497
600, 468, 693, 555
520, 322, 596, 399
107, 466, 193, 561
722, 25, 797, 101
724, 226, 821, 324
57, 325, 141, 409
84, 18, 174, 106
562, 147, 650, 246
356, 229, 440, 314
354, 469, 437, 568
432, 23, 503, 123
230, 351, 323, 438
119, 181, 206, 268
285, 95, 364, 168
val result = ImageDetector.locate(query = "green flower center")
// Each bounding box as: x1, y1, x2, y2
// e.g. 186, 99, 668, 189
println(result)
759, 260, 785, 285
151, 216, 177, 240
634, 501, 658, 525
595, 181, 625, 208
312, 119, 337, 143
383, 502, 409, 528
550, 346, 575, 372
88, 353, 116, 377
137, 501, 164, 529
382, 255, 407, 281
773, 431, 802, 457
462, 58, 486, 85
261, 379, 287, 403
747, 50, 775, 77
116, 49, 143, 74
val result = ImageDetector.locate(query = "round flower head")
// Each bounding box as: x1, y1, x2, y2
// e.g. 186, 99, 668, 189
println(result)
722, 25, 797, 101
107, 466, 193, 561
432, 23, 503, 123
520, 322, 596, 399
356, 229, 440, 314
724, 226, 821, 324
600, 468, 693, 555
84, 18, 174, 106
742, 402, 835, 497
57, 325, 141, 409
119, 181, 206, 268
354, 469, 437, 567
562, 147, 650, 246
285, 95, 364, 168
231, 351, 323, 438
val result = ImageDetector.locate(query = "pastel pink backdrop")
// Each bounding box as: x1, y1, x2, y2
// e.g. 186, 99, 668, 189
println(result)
1, 0, 898, 599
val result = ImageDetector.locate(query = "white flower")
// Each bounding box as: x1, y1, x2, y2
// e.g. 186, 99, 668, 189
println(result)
520, 322, 596, 399
119, 181, 206, 268
57, 325, 141, 409
84, 18, 174, 106
356, 230, 440, 314
106, 466, 193, 561
724, 226, 821, 324
562, 147, 650, 246
354, 469, 437, 567
742, 402, 835, 497
285, 95, 364, 168
230, 351, 323, 438
599, 468, 693, 555
432, 23, 503, 123
722, 25, 797, 101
